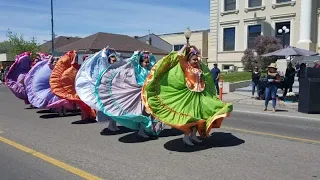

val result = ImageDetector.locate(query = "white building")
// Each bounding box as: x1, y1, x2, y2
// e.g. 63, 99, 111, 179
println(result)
208, 0, 320, 71
158, 30, 209, 63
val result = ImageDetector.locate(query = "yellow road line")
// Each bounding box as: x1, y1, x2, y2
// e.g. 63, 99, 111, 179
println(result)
222, 126, 320, 144
0, 136, 103, 180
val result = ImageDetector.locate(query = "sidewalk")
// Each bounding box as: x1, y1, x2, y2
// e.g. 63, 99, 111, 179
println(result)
223, 92, 297, 110
223, 92, 320, 120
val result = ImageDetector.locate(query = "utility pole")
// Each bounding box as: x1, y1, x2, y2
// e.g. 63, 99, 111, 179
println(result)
148, 30, 151, 45
51, 0, 54, 55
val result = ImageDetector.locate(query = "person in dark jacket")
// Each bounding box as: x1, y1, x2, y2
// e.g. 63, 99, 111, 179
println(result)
251, 66, 260, 98
283, 63, 295, 97
211, 63, 220, 95
297, 63, 306, 81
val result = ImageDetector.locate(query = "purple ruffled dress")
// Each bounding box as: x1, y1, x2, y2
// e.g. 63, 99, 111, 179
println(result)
5, 52, 32, 104
24, 58, 74, 110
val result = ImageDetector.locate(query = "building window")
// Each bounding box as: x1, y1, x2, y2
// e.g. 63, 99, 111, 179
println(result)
222, 64, 236, 71
223, 64, 231, 70
276, 0, 291, 3
223, 27, 236, 51
248, 0, 262, 7
275, 21, 291, 48
173, 44, 184, 51
224, 0, 236, 11
247, 25, 261, 49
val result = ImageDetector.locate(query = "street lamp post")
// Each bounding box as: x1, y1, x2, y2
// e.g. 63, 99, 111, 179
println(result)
51, 0, 54, 55
184, 27, 192, 46
278, 26, 290, 48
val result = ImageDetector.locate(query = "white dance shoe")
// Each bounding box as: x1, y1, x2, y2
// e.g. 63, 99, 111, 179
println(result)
183, 135, 194, 146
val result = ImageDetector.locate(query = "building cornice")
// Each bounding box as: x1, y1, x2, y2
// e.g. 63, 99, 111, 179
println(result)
244, 6, 266, 13
272, 1, 296, 9
270, 13, 296, 20
244, 16, 266, 22
220, 20, 240, 25
220, 9, 239, 16
218, 51, 244, 54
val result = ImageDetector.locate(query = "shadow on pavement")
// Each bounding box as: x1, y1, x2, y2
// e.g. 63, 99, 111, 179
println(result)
163, 132, 245, 152
158, 128, 184, 137
100, 126, 133, 136
40, 113, 81, 119
71, 119, 97, 124
25, 107, 37, 110
118, 132, 158, 143
275, 109, 289, 112
37, 110, 52, 114
118, 129, 182, 143
37, 109, 81, 114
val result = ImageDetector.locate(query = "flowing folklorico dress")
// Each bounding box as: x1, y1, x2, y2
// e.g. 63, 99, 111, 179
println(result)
75, 48, 120, 121
95, 51, 164, 135
5, 52, 32, 104
142, 51, 233, 137
50, 51, 96, 120
24, 58, 74, 110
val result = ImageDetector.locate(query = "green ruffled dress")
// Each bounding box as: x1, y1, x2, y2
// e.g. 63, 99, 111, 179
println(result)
142, 52, 233, 137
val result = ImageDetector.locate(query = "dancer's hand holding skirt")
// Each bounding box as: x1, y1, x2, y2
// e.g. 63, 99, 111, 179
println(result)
142, 52, 233, 138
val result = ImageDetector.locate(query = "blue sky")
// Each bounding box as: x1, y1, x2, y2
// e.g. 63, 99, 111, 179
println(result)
0, 0, 209, 44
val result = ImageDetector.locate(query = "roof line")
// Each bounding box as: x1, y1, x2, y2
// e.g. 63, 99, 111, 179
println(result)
156, 29, 210, 36
58, 49, 168, 55
136, 33, 172, 46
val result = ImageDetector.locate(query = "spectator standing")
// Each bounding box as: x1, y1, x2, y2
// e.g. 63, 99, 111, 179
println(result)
210, 63, 220, 95
251, 66, 261, 98
264, 63, 281, 112
283, 63, 296, 97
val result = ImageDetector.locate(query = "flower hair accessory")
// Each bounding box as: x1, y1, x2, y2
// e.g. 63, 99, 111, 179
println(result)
190, 48, 199, 55
143, 53, 149, 59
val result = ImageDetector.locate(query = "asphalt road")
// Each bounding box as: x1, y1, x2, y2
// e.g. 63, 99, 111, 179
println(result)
0, 86, 320, 180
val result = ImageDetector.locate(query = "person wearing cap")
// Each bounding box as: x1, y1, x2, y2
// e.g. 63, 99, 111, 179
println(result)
264, 63, 281, 112
251, 66, 261, 98
210, 63, 220, 94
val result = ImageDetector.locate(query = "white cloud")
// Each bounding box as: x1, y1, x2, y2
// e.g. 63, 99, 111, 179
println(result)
0, 0, 209, 44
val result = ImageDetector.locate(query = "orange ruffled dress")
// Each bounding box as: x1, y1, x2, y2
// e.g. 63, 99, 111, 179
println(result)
49, 51, 96, 120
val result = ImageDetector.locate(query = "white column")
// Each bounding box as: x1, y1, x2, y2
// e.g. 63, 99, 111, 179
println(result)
298, 0, 312, 44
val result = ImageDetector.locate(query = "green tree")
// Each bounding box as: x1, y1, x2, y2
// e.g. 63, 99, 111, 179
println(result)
254, 35, 282, 69
4, 30, 40, 59
0, 40, 12, 54
241, 35, 282, 71
241, 49, 255, 71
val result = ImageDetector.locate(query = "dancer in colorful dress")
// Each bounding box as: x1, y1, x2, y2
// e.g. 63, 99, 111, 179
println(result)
50, 51, 96, 121
5, 52, 32, 105
96, 50, 163, 137
24, 56, 74, 116
75, 47, 120, 131
142, 45, 233, 146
